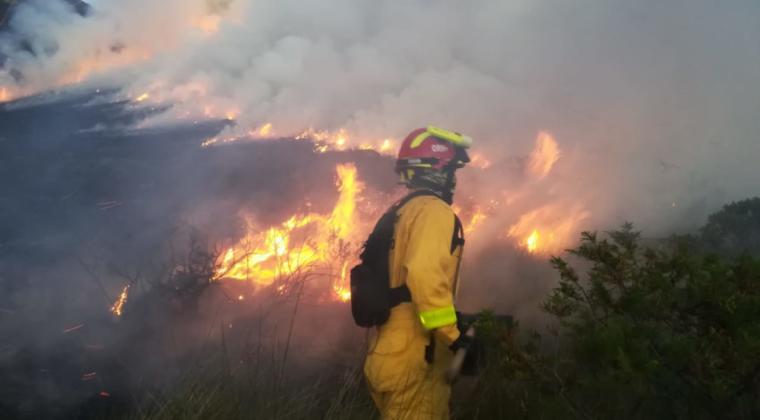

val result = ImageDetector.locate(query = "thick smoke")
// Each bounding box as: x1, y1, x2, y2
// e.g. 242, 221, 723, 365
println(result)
3, 0, 759, 234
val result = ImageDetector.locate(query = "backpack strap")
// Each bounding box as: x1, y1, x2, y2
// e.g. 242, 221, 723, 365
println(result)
385, 190, 439, 308
376, 190, 461, 309
389, 285, 412, 307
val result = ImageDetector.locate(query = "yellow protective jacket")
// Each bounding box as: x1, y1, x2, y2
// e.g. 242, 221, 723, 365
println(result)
364, 193, 464, 420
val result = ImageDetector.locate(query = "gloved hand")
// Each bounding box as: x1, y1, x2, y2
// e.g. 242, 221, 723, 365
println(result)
449, 328, 475, 352
450, 311, 476, 351
449, 312, 484, 376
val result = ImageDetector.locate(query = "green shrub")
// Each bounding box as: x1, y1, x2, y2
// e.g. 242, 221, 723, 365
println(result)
463, 224, 760, 420
698, 197, 760, 257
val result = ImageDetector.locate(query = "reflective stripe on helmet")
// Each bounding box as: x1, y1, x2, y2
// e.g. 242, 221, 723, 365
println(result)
409, 131, 431, 149
426, 126, 473, 148
418, 306, 457, 330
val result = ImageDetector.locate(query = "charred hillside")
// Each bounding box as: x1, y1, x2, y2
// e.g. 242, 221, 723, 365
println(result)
0, 90, 398, 418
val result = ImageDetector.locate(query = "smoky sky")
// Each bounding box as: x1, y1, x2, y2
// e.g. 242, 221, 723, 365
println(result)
1, 0, 760, 233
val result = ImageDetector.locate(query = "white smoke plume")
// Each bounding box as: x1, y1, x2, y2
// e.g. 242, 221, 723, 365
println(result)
2, 0, 760, 239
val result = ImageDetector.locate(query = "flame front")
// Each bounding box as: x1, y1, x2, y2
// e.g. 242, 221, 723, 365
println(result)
215, 164, 364, 301
110, 285, 130, 317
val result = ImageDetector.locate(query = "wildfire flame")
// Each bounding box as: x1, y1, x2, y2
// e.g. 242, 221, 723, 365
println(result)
295, 128, 397, 155
258, 123, 273, 137
110, 285, 130, 317
215, 163, 364, 302
202, 124, 398, 156
527, 131, 560, 180
453, 204, 489, 235
526, 229, 540, 253
507, 204, 590, 255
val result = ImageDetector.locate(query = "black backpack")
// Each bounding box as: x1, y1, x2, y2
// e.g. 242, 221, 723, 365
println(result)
350, 190, 464, 327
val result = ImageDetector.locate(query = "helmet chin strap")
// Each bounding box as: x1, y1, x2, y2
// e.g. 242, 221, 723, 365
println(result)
441, 164, 457, 204
407, 165, 457, 205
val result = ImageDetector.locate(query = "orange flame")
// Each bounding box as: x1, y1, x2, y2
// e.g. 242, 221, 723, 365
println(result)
379, 138, 394, 153
225, 109, 239, 120
0, 87, 11, 103
110, 285, 130, 317
258, 123, 273, 137
464, 207, 488, 234
507, 204, 589, 255
333, 262, 352, 302
453, 204, 489, 235
295, 128, 396, 155
215, 163, 364, 301
526, 229, 540, 253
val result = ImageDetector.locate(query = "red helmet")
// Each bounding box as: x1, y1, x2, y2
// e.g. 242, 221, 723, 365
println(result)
396, 126, 472, 173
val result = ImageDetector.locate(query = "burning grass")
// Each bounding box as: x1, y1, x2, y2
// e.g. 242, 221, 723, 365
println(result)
214, 163, 365, 302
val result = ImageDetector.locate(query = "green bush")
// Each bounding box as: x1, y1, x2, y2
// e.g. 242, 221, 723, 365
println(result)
464, 224, 760, 419
698, 197, 760, 257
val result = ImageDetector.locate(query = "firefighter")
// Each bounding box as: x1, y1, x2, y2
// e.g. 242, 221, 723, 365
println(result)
364, 126, 473, 419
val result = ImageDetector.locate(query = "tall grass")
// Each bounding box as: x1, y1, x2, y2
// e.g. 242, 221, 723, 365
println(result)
131, 360, 376, 420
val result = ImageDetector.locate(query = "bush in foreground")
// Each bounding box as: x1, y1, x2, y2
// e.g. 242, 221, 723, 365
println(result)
464, 224, 760, 419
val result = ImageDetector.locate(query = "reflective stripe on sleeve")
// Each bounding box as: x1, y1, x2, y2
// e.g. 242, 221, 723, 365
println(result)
418, 306, 457, 330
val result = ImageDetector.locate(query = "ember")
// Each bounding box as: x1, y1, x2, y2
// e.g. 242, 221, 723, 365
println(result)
110, 285, 129, 317
62, 323, 85, 334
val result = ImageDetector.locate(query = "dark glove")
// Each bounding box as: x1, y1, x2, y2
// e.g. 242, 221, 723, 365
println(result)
449, 328, 474, 352
450, 311, 474, 352
449, 312, 484, 376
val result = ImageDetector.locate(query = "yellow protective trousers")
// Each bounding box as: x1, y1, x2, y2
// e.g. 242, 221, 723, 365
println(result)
364, 305, 454, 419
364, 194, 464, 420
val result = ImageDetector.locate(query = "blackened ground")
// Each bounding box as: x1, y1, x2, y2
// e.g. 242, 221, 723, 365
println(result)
0, 89, 398, 261
0, 89, 396, 419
